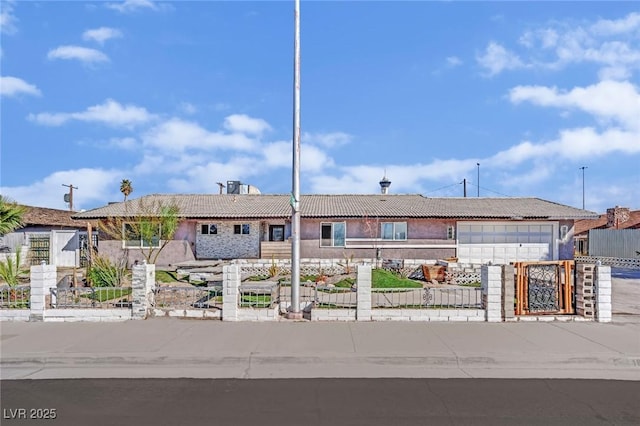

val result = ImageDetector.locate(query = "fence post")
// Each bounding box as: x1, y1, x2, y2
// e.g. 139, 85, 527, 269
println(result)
357, 264, 372, 321
132, 262, 155, 320
222, 265, 240, 321
29, 263, 56, 322
481, 265, 502, 322
501, 265, 515, 321
595, 265, 612, 323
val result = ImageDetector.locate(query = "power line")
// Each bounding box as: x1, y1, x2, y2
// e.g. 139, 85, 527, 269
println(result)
467, 182, 513, 197
423, 182, 463, 195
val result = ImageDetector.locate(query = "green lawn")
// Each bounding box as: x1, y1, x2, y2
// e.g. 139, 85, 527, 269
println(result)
156, 271, 182, 283
372, 269, 422, 288
84, 288, 132, 302
239, 294, 272, 308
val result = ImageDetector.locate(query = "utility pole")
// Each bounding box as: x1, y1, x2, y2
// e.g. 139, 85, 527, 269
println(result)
463, 179, 467, 197
216, 182, 226, 195
580, 166, 587, 209
288, 0, 302, 319
62, 184, 78, 211
476, 163, 480, 197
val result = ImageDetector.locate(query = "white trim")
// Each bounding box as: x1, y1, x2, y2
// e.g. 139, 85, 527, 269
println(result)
346, 243, 456, 249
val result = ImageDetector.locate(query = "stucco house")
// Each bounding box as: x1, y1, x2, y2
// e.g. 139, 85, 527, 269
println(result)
73, 194, 598, 267
1, 205, 93, 267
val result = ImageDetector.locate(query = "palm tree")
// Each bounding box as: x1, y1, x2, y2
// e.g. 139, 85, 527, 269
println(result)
0, 195, 26, 236
120, 179, 133, 202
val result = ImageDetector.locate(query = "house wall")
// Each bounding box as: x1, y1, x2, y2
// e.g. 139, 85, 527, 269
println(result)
2, 228, 82, 267
558, 220, 575, 260
99, 239, 196, 267
300, 218, 456, 260
195, 220, 261, 259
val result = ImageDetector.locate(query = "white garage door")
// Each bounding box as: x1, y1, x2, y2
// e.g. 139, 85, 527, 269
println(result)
457, 222, 555, 264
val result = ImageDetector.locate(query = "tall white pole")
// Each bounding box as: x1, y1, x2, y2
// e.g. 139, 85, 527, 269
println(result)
289, 0, 302, 319
580, 166, 587, 210
476, 163, 480, 197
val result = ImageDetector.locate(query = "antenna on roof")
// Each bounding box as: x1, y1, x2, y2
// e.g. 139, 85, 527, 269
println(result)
216, 182, 226, 195
379, 171, 391, 195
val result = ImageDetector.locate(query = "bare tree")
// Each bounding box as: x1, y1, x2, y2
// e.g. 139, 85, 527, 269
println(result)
99, 198, 180, 264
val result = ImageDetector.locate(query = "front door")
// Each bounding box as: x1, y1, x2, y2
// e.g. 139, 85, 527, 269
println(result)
269, 225, 285, 242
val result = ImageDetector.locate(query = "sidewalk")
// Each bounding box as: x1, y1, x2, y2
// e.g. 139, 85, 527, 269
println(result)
2, 319, 639, 380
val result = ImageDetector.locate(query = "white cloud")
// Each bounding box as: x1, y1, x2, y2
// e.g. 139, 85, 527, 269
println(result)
303, 132, 352, 148
223, 114, 271, 135
509, 80, 640, 130
28, 99, 155, 128
262, 140, 335, 173
106, 0, 158, 13
476, 42, 525, 76
178, 102, 197, 115
598, 66, 631, 81
0, 76, 41, 97
82, 27, 123, 44
107, 137, 138, 150
590, 12, 640, 36
488, 12, 640, 78
166, 157, 259, 193
446, 56, 463, 67
0, 168, 121, 211
0, 1, 17, 35
142, 118, 257, 152
47, 45, 109, 63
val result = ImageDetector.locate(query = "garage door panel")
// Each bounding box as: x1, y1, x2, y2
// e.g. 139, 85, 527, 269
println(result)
457, 221, 555, 264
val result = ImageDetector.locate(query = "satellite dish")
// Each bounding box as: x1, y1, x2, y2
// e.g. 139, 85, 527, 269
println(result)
64, 193, 70, 203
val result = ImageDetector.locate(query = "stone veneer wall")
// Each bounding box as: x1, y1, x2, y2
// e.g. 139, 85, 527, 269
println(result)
196, 220, 261, 259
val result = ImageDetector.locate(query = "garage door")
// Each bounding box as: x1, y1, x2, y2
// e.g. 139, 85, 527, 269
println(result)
457, 222, 555, 264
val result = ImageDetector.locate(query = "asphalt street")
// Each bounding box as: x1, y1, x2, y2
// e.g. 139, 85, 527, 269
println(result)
2, 378, 639, 426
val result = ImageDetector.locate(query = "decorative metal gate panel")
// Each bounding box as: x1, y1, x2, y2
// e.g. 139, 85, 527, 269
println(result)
28, 235, 50, 265
515, 261, 574, 315
79, 233, 99, 267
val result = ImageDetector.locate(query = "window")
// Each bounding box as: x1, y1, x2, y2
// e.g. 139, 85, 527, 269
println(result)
447, 225, 456, 240
321, 222, 345, 247
234, 224, 250, 235
123, 223, 161, 248
560, 225, 569, 240
381, 222, 407, 240
201, 224, 217, 235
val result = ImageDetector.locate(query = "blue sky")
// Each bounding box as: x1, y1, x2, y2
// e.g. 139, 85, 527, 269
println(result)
1, 0, 639, 213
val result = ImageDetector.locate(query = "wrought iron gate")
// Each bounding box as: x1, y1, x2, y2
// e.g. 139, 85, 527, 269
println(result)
28, 235, 50, 265
79, 233, 99, 267
514, 261, 574, 315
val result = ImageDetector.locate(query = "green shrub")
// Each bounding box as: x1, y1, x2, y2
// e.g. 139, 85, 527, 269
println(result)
0, 248, 29, 286
87, 255, 126, 287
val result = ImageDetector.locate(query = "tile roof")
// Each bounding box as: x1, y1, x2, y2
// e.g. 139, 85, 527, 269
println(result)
574, 210, 640, 235
21, 205, 89, 228
73, 194, 599, 221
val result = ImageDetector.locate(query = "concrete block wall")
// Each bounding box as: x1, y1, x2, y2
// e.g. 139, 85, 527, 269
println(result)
132, 262, 155, 320
356, 264, 372, 321
481, 265, 502, 322
370, 309, 485, 322
44, 309, 131, 322
502, 265, 515, 321
0, 310, 30, 321
595, 265, 612, 323
311, 310, 356, 321
576, 264, 596, 318
149, 308, 221, 320
222, 265, 240, 321
29, 264, 57, 322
